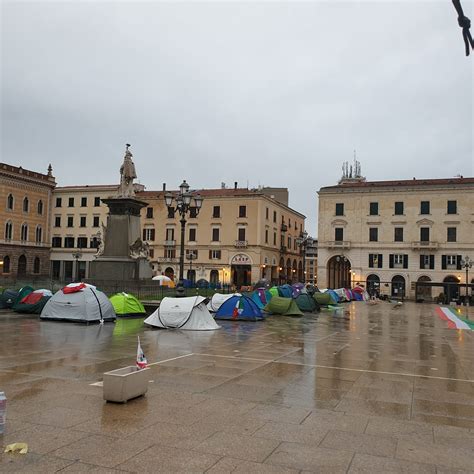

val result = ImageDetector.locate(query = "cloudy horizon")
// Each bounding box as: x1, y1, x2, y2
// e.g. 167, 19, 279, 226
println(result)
2, 0, 473, 234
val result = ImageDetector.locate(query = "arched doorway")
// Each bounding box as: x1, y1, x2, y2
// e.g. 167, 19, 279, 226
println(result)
17, 255, 27, 276
164, 267, 175, 280
417, 276, 432, 301
292, 259, 298, 283
391, 275, 406, 298
327, 255, 351, 288
366, 274, 380, 297
443, 275, 460, 301
278, 257, 285, 285
210, 269, 219, 285
187, 269, 196, 284
231, 253, 252, 288
286, 258, 292, 282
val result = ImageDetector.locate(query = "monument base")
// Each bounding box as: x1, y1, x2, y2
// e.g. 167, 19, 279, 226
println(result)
89, 257, 152, 281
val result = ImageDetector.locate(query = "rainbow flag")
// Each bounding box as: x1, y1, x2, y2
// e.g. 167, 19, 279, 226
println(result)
436, 306, 474, 330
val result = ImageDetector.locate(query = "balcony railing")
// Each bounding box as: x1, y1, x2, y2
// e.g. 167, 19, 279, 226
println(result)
280, 245, 287, 253
156, 257, 179, 263
327, 240, 351, 249
164, 240, 176, 247
412, 241, 438, 250
281, 223, 288, 232
234, 240, 248, 248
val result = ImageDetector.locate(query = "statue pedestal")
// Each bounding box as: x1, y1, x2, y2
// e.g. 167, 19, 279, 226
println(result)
89, 197, 152, 281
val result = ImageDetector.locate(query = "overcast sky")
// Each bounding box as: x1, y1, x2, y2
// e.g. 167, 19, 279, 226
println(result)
1, 0, 473, 235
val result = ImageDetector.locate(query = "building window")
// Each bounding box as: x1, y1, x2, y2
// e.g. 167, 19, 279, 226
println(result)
209, 250, 221, 260
239, 205, 247, 218
238, 228, 246, 241
213, 206, 220, 218
212, 228, 220, 242
335, 203, 344, 216
447, 227, 457, 242
23, 197, 29, 212
369, 227, 378, 242
288, 236, 292, 248
369, 253, 383, 268
420, 227, 430, 242
420, 254, 434, 270
265, 207, 269, 219
93, 216, 99, 227
334, 227, 343, 242
446, 255, 457, 266
54, 216, 61, 227
80, 216, 86, 227
394, 201, 404, 215
146, 207, 153, 218
64, 237, 75, 248
33, 257, 40, 274
420, 201, 430, 214
164, 248, 176, 259
369, 202, 379, 215
7, 194, 14, 210
67, 216, 74, 227
167, 207, 175, 218
394, 227, 403, 242
143, 228, 155, 241
81, 197, 87, 207
390, 253, 408, 269
21, 223, 28, 241
442, 254, 459, 269
273, 211, 277, 223
288, 218, 291, 228
186, 249, 198, 259
4, 221, 13, 240
94, 197, 101, 207
56, 197, 62, 207
265, 229, 268, 243
35, 226, 42, 243
90, 237, 99, 249
189, 207, 197, 218
68, 197, 74, 207
394, 254, 404, 265
273, 232, 277, 245
165, 228, 175, 241
52, 237, 62, 248
37, 200, 43, 215
77, 237, 88, 249
189, 228, 196, 241
2, 255, 10, 273
447, 200, 457, 214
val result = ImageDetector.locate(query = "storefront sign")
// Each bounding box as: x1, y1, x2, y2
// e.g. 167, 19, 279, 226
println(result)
231, 253, 252, 265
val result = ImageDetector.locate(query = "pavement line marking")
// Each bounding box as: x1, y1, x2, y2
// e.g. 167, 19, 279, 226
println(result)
89, 381, 103, 387
193, 352, 474, 383
147, 353, 194, 367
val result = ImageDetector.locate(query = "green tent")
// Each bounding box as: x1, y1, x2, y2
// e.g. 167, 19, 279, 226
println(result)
109, 292, 146, 317
313, 292, 336, 306
12, 286, 34, 308
295, 294, 320, 312
269, 287, 279, 297
264, 296, 303, 316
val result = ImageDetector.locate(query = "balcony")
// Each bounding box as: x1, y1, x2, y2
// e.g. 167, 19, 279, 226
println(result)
156, 257, 179, 263
280, 245, 287, 254
234, 240, 248, 248
281, 223, 288, 232
412, 241, 438, 250
164, 240, 176, 247
327, 240, 351, 250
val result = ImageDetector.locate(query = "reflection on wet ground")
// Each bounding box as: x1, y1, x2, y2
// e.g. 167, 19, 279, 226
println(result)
0, 302, 473, 472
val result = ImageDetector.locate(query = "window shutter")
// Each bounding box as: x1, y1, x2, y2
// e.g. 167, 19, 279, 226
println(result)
378, 254, 383, 268
142, 229, 146, 241
442, 255, 447, 270
368, 254, 374, 268
420, 255, 424, 269
403, 255, 408, 269
389, 254, 394, 268
457, 255, 462, 270
150, 229, 155, 241
429, 255, 434, 270
209, 250, 212, 259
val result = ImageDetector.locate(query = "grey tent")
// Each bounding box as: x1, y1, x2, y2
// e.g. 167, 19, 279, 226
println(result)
40, 284, 116, 323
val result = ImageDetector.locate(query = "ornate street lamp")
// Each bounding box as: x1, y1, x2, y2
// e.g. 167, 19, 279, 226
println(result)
72, 251, 83, 282
460, 256, 472, 304
296, 231, 313, 284
186, 250, 197, 284
165, 180, 203, 296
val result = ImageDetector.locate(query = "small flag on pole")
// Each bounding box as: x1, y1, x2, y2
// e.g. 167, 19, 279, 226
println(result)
136, 336, 148, 369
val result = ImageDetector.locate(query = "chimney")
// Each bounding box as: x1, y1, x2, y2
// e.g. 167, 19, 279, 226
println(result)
234, 181, 238, 190
162, 183, 166, 191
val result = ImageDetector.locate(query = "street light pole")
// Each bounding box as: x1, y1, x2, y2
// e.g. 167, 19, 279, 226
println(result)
460, 256, 472, 304
72, 251, 82, 282
296, 231, 313, 284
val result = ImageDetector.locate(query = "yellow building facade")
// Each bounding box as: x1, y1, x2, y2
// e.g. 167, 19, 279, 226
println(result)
317, 176, 474, 300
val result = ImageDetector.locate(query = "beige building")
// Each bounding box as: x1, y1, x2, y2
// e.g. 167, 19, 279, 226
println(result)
317, 174, 474, 300
1, 163, 56, 280
305, 238, 318, 285
137, 185, 306, 287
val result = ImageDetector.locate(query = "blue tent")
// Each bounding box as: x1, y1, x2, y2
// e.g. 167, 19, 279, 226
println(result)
278, 284, 293, 298
325, 289, 340, 303
215, 295, 264, 321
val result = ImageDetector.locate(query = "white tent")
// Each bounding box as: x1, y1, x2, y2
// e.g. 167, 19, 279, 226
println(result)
144, 296, 220, 331
207, 293, 241, 312
40, 285, 116, 323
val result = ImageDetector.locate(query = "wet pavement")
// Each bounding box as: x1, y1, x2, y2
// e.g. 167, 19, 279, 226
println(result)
0, 301, 473, 472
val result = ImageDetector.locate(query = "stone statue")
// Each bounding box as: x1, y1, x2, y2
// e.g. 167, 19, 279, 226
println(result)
95, 225, 106, 256
119, 144, 137, 198
129, 237, 150, 259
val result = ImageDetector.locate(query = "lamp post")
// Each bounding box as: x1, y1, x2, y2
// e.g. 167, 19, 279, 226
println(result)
186, 250, 197, 285
164, 180, 203, 296
460, 256, 472, 305
296, 231, 313, 284
72, 251, 82, 282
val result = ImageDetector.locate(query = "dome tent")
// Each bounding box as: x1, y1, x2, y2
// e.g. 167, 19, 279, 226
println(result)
110, 292, 146, 317
0, 289, 20, 309
13, 289, 52, 314
264, 296, 303, 317
294, 293, 320, 313
40, 283, 116, 323
313, 292, 336, 306
145, 296, 220, 330
215, 294, 264, 321
207, 293, 240, 312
